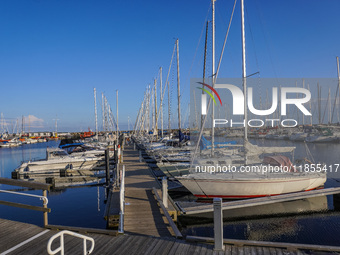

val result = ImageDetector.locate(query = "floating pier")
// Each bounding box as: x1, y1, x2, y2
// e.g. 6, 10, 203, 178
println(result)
105, 145, 177, 237
1, 218, 340, 254
177, 187, 340, 215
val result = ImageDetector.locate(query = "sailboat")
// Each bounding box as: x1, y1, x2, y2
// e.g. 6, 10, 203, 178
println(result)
176, 0, 326, 198
177, 143, 326, 198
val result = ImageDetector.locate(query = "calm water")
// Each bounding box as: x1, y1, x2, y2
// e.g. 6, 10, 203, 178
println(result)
179, 138, 340, 246
0, 141, 107, 229
2, 139, 340, 245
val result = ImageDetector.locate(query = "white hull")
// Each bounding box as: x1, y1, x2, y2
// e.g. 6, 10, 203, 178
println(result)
305, 135, 337, 143
289, 133, 308, 141
177, 172, 326, 198
16, 157, 98, 173
0, 143, 20, 147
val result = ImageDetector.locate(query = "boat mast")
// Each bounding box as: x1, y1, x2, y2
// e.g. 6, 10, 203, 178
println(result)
202, 21, 209, 131
332, 56, 340, 124
147, 85, 150, 133
176, 39, 181, 131
116, 90, 119, 146
241, 0, 247, 141
331, 57, 340, 123
138, 90, 147, 135
134, 91, 145, 135
211, 0, 216, 156
154, 78, 158, 139
151, 86, 154, 133
302, 80, 305, 125
168, 81, 171, 138
22, 115, 24, 135
328, 88, 331, 124
317, 82, 321, 124
308, 84, 312, 125
164, 43, 176, 139
337, 56, 340, 122
101, 93, 105, 132
53, 115, 58, 138
160, 67, 163, 137
295, 81, 299, 124
94, 88, 98, 140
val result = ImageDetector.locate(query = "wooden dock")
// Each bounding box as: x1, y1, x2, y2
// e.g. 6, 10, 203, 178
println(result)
1, 218, 339, 254
105, 145, 174, 237
0, 218, 186, 255
177, 187, 340, 215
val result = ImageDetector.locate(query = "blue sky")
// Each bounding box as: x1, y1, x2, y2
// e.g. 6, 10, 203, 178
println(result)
0, 0, 339, 132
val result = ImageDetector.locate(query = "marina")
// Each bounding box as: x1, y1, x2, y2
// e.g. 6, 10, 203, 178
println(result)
1, 0, 340, 254
1, 140, 340, 254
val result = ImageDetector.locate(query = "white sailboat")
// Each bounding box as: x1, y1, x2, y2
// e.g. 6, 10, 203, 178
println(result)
177, 170, 326, 199
177, 0, 326, 198
178, 140, 326, 198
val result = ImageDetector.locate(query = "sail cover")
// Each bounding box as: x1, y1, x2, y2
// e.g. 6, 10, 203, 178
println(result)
263, 155, 295, 169
244, 140, 295, 156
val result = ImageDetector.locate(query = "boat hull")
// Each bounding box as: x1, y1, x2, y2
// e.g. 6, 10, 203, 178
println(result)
177, 174, 327, 198
16, 158, 98, 173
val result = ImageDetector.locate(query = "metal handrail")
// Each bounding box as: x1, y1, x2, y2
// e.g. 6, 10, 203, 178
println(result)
0, 189, 48, 205
118, 165, 125, 234
47, 230, 95, 255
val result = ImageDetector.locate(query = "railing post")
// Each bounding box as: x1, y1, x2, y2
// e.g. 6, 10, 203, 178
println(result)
116, 163, 120, 188
162, 177, 168, 208
113, 142, 117, 160
60, 234, 64, 255
43, 189, 48, 227
118, 165, 125, 234
133, 142, 136, 150
213, 198, 224, 251
139, 150, 142, 162
105, 148, 110, 186
118, 145, 121, 163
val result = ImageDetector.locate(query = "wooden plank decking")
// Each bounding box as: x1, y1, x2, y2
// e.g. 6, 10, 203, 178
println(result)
120, 145, 174, 237
1, 218, 338, 255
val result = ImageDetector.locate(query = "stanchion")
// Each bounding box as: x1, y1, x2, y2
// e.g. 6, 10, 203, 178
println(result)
213, 198, 224, 251
162, 177, 168, 208
105, 148, 110, 186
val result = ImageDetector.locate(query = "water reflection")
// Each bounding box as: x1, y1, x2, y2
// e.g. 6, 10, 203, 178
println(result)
0, 142, 107, 228
180, 194, 340, 245
180, 195, 329, 223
